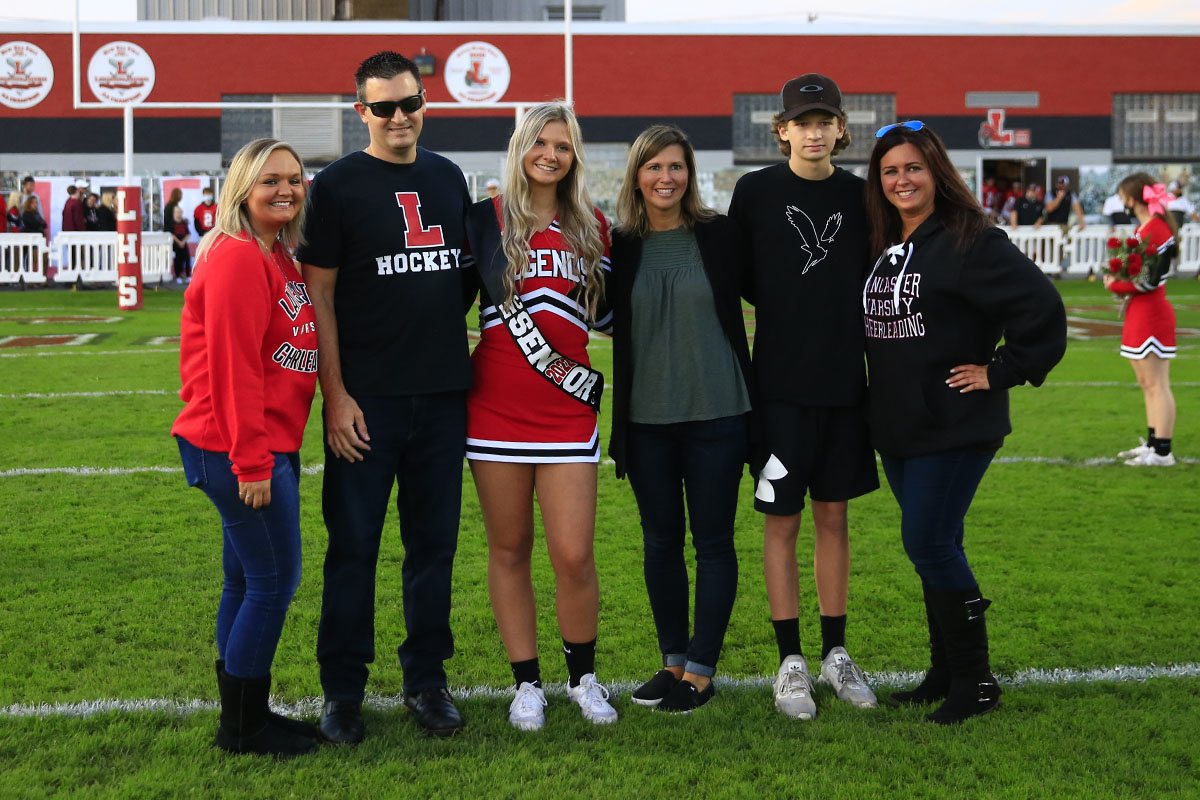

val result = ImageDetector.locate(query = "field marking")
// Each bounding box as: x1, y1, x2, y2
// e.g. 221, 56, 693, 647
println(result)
3, 662, 1196, 720
0, 348, 178, 359
0, 390, 174, 399
1044, 381, 1200, 387
2, 454, 1196, 480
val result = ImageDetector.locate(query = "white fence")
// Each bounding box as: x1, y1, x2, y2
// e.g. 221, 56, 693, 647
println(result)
0, 234, 50, 284
1006, 223, 1200, 277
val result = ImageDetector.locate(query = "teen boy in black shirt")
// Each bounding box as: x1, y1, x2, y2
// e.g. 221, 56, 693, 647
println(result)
299, 51, 475, 744
729, 74, 879, 720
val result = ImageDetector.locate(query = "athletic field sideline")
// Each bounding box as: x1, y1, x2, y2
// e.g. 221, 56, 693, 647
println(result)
1, 282, 1197, 799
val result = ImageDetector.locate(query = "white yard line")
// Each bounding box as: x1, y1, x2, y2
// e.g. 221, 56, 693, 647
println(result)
2, 662, 1196, 719
0, 348, 178, 359
0, 390, 174, 399
2, 453, 1195, 479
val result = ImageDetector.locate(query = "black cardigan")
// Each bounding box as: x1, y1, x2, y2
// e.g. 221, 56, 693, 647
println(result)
607, 215, 757, 479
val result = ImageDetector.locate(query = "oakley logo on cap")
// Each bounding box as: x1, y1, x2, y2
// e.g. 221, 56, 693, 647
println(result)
798, 84, 823, 92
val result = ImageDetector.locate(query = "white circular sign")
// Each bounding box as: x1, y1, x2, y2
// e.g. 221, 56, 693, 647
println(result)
87, 40, 155, 104
0, 41, 54, 110
445, 41, 510, 104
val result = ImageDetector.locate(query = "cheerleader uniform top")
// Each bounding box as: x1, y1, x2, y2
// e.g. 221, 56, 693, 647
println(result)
1107, 216, 1176, 360
466, 197, 611, 463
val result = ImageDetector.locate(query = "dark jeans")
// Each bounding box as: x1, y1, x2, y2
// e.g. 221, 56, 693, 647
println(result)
317, 391, 466, 700
176, 436, 302, 680
880, 448, 995, 591
625, 414, 747, 677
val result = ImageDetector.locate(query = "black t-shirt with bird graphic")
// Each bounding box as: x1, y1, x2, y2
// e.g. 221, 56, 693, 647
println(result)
729, 163, 869, 406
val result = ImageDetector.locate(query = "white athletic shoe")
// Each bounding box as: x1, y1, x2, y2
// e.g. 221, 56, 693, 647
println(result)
508, 682, 547, 731
1118, 438, 1151, 459
773, 655, 817, 719
1125, 450, 1176, 466
567, 673, 618, 725
819, 647, 878, 709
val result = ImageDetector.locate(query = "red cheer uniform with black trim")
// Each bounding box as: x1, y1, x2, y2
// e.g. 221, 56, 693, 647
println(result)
1107, 217, 1177, 360
171, 235, 318, 481
466, 199, 611, 463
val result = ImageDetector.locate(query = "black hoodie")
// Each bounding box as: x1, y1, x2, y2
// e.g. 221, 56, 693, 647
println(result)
863, 216, 1066, 458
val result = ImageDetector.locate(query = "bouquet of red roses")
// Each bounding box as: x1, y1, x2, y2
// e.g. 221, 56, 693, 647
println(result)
1105, 235, 1158, 283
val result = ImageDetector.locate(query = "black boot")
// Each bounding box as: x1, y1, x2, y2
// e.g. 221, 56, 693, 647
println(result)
215, 667, 320, 758
889, 584, 950, 707
215, 661, 319, 739
925, 588, 1001, 725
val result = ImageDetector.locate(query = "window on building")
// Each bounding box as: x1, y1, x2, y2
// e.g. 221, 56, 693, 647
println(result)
1113, 94, 1200, 161
732, 93, 895, 164
544, 5, 607, 20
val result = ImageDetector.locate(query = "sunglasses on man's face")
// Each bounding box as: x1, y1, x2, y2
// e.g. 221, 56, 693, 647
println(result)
361, 92, 425, 118
875, 120, 925, 138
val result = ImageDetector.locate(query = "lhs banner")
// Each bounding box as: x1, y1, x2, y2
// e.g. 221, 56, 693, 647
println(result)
116, 186, 143, 310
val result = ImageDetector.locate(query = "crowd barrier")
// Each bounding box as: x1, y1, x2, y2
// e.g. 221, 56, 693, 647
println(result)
0, 233, 50, 284
35, 232, 174, 285
1006, 223, 1200, 277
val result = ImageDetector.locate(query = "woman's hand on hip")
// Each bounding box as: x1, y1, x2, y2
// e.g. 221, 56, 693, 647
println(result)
238, 479, 272, 509
947, 364, 990, 393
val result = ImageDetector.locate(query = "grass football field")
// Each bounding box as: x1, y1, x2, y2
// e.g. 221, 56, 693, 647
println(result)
1, 280, 1198, 799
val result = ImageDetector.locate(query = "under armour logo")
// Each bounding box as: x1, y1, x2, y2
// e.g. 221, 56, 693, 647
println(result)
755, 454, 788, 503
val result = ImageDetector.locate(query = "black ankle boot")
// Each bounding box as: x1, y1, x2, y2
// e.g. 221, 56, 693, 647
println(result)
924, 588, 1001, 725
889, 584, 950, 707
215, 667, 320, 758
215, 661, 319, 739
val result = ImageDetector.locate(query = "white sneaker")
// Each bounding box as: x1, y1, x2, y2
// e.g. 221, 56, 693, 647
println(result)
773, 655, 817, 719
819, 647, 878, 708
1125, 450, 1176, 466
566, 673, 617, 725
1118, 438, 1151, 459
508, 682, 547, 731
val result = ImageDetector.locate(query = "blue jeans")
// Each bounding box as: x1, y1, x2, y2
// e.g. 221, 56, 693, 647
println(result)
625, 414, 747, 677
317, 392, 466, 699
176, 436, 302, 680
880, 448, 995, 591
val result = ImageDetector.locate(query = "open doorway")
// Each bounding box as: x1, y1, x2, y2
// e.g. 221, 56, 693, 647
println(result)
981, 157, 1047, 222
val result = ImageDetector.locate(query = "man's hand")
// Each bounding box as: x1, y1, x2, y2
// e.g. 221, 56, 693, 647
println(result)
324, 390, 371, 461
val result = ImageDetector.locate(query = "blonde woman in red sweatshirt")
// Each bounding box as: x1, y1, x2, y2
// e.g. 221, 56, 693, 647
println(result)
171, 138, 321, 758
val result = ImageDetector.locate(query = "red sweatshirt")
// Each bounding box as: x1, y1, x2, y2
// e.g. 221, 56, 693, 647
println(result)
171, 234, 318, 482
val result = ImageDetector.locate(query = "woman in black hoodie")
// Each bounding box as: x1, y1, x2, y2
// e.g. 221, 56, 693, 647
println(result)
862, 121, 1066, 724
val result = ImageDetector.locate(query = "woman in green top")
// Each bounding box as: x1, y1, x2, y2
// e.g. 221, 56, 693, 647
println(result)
609, 125, 756, 712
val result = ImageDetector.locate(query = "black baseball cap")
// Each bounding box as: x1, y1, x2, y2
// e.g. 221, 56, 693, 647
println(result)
779, 74, 843, 121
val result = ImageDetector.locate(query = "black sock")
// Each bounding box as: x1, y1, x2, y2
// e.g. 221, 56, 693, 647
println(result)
563, 638, 596, 687
1148, 427, 1156, 443
511, 658, 541, 688
819, 614, 847, 660
772, 618, 802, 664
1154, 437, 1172, 456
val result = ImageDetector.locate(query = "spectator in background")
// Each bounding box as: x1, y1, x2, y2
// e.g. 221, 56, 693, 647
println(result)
1000, 180, 1022, 222
96, 192, 117, 231
194, 187, 218, 237
170, 204, 192, 284
1009, 183, 1043, 229
1037, 175, 1085, 232
84, 193, 102, 231
0, 191, 7, 233
22, 195, 48, 240
980, 176, 999, 222
6, 192, 23, 232
1102, 192, 1133, 229
62, 184, 86, 232
1166, 181, 1200, 227
19, 175, 36, 210
484, 178, 500, 199
164, 187, 183, 232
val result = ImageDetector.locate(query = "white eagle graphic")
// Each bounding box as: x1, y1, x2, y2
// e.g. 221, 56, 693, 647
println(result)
785, 207, 842, 274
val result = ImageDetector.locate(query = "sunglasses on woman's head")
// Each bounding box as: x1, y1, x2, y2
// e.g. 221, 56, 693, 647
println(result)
875, 120, 925, 138
362, 92, 425, 118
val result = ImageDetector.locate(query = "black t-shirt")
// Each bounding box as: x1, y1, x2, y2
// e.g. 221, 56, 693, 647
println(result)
729, 163, 868, 406
296, 148, 474, 397
1014, 197, 1044, 225
1044, 190, 1075, 224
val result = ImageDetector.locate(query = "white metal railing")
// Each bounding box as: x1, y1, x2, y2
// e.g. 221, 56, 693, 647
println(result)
0, 233, 50, 284
51, 232, 120, 283
140, 232, 174, 284
1005, 225, 1065, 275
1175, 224, 1200, 276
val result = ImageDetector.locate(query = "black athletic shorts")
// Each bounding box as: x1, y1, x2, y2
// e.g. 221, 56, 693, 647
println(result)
753, 402, 879, 515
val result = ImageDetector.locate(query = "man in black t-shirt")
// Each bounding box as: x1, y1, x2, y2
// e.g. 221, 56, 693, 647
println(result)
1009, 184, 1044, 228
728, 74, 880, 721
298, 51, 476, 744
1036, 175, 1085, 232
